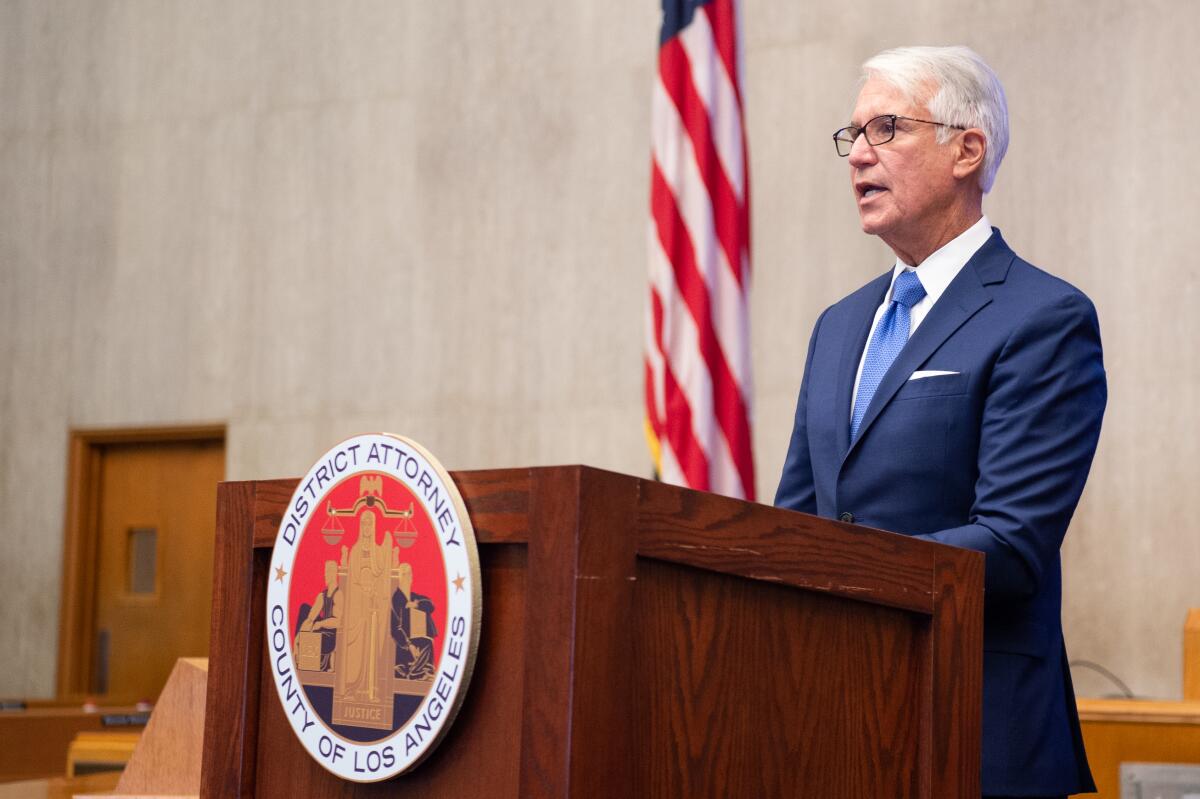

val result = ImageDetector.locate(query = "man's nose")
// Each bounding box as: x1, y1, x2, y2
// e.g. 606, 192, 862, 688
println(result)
847, 132, 877, 167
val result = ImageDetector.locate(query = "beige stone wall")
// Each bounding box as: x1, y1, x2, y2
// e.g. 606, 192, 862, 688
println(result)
2, 1, 1196, 700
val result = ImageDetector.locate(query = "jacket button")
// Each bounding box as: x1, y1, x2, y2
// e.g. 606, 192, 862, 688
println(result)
839, 512, 854, 523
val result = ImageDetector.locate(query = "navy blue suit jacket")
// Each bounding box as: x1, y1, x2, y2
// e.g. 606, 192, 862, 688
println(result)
775, 229, 1104, 796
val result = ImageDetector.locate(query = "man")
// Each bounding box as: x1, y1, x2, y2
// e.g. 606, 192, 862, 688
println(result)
391, 562, 437, 680
295, 559, 341, 671
775, 46, 1104, 798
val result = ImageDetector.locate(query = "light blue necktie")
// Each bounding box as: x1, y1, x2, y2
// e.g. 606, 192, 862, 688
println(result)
850, 270, 926, 441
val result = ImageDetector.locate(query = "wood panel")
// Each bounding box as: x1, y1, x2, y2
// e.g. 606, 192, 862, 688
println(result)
0, 706, 145, 782
115, 657, 208, 794
66, 731, 140, 777
248, 470, 534, 550
1076, 699, 1200, 799
201, 466, 984, 798
56, 434, 104, 697
635, 475, 982, 798
921, 552, 984, 799
637, 477, 939, 613
633, 557, 923, 798
57, 425, 226, 698
0, 770, 121, 799
200, 481, 266, 798
521, 467, 638, 797
94, 439, 224, 699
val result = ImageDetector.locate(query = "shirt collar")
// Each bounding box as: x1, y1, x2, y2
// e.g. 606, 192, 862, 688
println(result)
887, 215, 993, 304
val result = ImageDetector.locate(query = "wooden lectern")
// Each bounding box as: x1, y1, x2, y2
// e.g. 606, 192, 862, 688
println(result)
201, 466, 983, 798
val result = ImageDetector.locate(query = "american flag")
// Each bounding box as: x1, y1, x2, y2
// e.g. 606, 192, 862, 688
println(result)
644, 0, 755, 500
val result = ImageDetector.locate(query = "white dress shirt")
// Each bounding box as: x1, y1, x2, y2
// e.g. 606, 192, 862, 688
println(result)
850, 215, 994, 420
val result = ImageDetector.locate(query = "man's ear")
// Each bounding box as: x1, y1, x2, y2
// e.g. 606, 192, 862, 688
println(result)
953, 128, 987, 181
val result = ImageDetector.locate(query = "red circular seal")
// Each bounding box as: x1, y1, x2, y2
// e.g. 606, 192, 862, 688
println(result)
266, 434, 480, 781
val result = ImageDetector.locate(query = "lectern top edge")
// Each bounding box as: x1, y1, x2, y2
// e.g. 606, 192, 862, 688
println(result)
228, 465, 979, 617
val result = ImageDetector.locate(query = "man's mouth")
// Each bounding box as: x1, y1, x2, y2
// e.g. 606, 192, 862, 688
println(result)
856, 182, 887, 199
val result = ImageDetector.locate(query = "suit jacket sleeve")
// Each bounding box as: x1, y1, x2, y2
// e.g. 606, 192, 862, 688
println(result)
774, 308, 828, 514
917, 291, 1106, 601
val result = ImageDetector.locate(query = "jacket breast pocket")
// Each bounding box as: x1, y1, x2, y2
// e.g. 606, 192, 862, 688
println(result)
893, 370, 970, 401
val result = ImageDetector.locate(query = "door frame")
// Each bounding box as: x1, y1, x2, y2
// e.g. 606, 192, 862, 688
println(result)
56, 424, 226, 697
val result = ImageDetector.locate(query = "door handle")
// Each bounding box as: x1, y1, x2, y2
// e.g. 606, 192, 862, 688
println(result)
95, 628, 110, 695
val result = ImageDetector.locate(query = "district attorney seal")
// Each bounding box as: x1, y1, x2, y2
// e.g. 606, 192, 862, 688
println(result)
266, 433, 481, 782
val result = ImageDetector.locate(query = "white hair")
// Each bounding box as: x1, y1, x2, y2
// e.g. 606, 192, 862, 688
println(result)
862, 46, 1009, 193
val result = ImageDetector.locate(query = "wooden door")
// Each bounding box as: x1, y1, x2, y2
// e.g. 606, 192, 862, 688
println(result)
88, 438, 224, 701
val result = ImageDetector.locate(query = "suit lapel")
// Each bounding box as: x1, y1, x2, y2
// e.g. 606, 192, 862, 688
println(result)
842, 230, 1015, 462
834, 271, 892, 457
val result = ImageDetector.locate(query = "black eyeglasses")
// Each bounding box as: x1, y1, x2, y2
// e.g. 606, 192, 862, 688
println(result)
832, 114, 965, 157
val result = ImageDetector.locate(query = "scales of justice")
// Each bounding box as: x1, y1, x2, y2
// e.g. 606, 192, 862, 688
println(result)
293, 475, 437, 732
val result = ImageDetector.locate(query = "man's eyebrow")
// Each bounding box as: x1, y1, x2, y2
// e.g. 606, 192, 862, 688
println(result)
847, 113, 881, 128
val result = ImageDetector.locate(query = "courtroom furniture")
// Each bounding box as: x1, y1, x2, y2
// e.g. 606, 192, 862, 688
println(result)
0, 770, 121, 799
0, 703, 145, 782
57, 425, 225, 703
1075, 608, 1200, 798
1077, 699, 1200, 799
201, 466, 984, 798
110, 657, 207, 795
2, 695, 142, 709
66, 731, 140, 777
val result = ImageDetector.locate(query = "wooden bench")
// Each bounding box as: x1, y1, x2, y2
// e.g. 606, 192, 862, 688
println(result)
0, 704, 146, 782
1076, 608, 1200, 798
66, 730, 142, 777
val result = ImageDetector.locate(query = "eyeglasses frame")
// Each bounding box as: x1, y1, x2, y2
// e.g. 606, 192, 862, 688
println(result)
832, 114, 967, 157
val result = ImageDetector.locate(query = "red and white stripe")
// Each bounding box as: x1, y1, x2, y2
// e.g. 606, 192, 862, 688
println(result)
645, 0, 754, 500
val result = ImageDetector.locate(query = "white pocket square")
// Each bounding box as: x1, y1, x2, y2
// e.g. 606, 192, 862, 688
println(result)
909, 370, 959, 381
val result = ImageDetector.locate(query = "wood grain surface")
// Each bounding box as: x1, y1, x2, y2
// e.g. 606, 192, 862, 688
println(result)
0, 705, 146, 782
116, 657, 208, 794
633, 557, 922, 797
200, 465, 984, 798
637, 477, 940, 614
1077, 698, 1200, 725
921, 552, 984, 799
0, 770, 122, 799
249, 470, 533, 549
200, 481, 264, 798
1076, 699, 1200, 799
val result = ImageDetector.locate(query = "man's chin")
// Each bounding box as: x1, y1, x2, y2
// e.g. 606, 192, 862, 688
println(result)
858, 214, 889, 236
